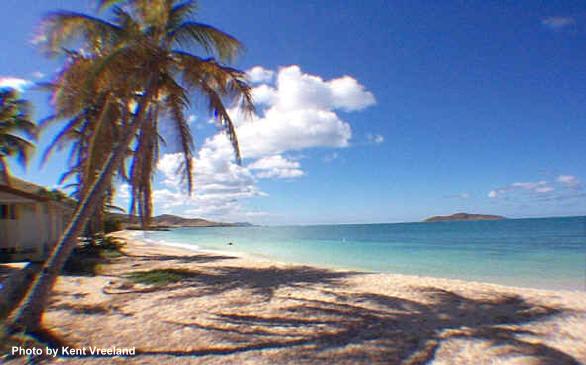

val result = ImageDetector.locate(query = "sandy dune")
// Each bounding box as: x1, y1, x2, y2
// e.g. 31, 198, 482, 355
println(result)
5, 232, 586, 364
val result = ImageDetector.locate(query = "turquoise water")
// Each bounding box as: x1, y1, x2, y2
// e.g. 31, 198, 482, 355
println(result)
137, 216, 586, 291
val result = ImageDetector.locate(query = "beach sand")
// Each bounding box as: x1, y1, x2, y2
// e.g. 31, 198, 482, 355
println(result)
5, 231, 586, 364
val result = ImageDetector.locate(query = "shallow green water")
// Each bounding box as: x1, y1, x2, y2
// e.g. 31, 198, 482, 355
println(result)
137, 216, 586, 291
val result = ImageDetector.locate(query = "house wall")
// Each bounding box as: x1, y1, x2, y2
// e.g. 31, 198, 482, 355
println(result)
1, 193, 71, 262
0, 191, 35, 203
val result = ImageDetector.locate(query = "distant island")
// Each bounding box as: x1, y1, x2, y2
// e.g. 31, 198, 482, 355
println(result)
423, 212, 506, 223
113, 213, 253, 230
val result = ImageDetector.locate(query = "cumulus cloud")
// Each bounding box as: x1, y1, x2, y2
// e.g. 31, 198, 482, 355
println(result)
488, 175, 584, 202
0, 77, 32, 91
233, 65, 375, 158
249, 155, 304, 179
149, 65, 375, 220
247, 66, 274, 84
270, 66, 376, 112
151, 145, 265, 220
541, 16, 576, 30
251, 84, 277, 105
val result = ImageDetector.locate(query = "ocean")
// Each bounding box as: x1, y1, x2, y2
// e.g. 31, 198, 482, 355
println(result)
136, 216, 586, 291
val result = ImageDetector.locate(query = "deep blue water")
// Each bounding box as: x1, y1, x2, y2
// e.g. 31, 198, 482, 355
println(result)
137, 216, 586, 291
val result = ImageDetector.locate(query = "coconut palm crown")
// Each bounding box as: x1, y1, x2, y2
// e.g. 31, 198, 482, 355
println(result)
39, 0, 254, 225
0, 88, 36, 184
9, 0, 254, 333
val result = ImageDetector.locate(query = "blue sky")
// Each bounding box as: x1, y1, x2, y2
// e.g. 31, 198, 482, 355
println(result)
1, 0, 585, 224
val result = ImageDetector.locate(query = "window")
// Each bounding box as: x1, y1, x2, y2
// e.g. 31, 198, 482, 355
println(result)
0, 204, 17, 220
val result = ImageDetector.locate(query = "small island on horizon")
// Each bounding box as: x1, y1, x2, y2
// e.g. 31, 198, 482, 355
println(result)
423, 212, 506, 223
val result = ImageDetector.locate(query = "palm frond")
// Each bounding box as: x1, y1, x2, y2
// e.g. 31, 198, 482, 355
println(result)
41, 113, 85, 165
40, 11, 122, 56
168, 22, 242, 62
96, 0, 126, 12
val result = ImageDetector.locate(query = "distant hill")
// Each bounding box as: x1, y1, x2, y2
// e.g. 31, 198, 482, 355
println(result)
112, 213, 253, 229
424, 213, 506, 223
151, 214, 253, 227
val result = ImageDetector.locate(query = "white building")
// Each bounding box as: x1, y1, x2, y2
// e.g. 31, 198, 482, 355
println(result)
0, 178, 73, 262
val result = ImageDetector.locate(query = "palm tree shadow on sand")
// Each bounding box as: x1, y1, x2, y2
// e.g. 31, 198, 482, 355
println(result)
24, 253, 582, 365
151, 285, 577, 364
104, 253, 580, 365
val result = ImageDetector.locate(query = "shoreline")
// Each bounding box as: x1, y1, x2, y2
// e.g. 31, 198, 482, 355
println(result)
8, 230, 585, 364
118, 230, 584, 294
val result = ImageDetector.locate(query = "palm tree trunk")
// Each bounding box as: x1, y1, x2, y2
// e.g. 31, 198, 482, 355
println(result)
8, 93, 153, 333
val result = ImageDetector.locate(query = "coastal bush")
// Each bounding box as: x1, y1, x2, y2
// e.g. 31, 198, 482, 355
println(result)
62, 235, 125, 276
103, 217, 122, 233
125, 269, 194, 286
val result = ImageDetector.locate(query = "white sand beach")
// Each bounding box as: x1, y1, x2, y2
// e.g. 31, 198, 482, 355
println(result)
5, 231, 586, 364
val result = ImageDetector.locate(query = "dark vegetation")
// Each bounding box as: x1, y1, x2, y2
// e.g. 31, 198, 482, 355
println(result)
125, 268, 194, 286
62, 235, 125, 276
424, 212, 506, 222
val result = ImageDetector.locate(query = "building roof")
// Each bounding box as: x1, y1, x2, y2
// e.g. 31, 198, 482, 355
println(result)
0, 184, 50, 202
0, 177, 75, 208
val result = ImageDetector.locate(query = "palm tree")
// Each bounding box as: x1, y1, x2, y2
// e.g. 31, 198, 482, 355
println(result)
9, 0, 253, 333
0, 89, 36, 184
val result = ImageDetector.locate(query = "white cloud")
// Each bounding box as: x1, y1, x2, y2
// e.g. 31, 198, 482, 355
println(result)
249, 155, 304, 179
233, 65, 375, 158
251, 84, 277, 106
149, 65, 375, 221
31, 71, 45, 79
541, 16, 575, 30
534, 186, 554, 193
0, 77, 32, 91
246, 66, 274, 84
236, 108, 352, 157
510, 181, 549, 190
557, 175, 581, 189
489, 180, 554, 198
488, 174, 584, 202
152, 145, 265, 220
329, 76, 377, 112
271, 66, 376, 112
367, 133, 384, 144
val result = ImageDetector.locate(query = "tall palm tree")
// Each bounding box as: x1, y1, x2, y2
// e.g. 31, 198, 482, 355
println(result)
9, 0, 253, 333
0, 89, 36, 184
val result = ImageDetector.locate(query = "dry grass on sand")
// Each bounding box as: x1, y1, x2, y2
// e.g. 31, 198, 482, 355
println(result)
4, 232, 586, 364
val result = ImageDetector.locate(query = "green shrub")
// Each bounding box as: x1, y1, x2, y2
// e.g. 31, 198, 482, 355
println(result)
125, 269, 194, 286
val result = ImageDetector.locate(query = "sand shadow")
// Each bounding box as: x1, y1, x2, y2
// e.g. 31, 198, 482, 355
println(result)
0, 265, 24, 281
129, 268, 579, 365
113, 265, 359, 301
124, 254, 237, 265
28, 256, 581, 364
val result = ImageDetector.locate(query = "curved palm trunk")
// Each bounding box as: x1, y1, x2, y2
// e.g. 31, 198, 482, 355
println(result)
8, 93, 153, 333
